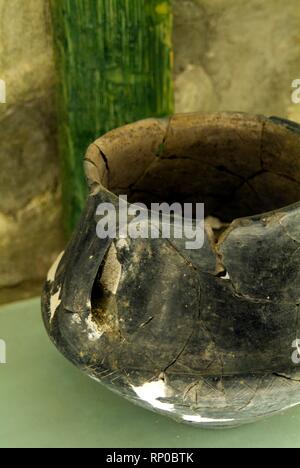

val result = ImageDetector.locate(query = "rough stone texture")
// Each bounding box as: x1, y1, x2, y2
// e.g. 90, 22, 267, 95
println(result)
42, 114, 300, 427
173, 0, 300, 122
0, 0, 64, 297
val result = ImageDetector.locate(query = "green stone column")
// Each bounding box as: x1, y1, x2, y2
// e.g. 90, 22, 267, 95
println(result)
50, 0, 174, 234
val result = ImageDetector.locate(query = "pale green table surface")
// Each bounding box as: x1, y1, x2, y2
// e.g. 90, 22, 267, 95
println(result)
1, 298, 300, 448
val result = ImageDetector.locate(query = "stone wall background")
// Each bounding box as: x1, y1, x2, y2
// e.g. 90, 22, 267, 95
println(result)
0, 0, 64, 303
0, 0, 300, 303
173, 0, 300, 121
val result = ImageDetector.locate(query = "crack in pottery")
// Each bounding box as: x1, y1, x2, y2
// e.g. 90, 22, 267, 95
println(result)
42, 113, 300, 428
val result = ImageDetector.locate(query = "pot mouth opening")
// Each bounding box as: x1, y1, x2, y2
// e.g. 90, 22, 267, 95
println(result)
88, 113, 300, 224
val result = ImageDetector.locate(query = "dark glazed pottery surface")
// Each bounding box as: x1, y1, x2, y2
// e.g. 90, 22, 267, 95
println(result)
42, 113, 300, 427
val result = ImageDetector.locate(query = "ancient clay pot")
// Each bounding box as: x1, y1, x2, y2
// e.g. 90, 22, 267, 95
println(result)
42, 112, 300, 428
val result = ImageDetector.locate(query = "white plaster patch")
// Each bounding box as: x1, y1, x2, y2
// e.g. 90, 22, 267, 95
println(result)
183, 414, 235, 424
50, 287, 62, 322
222, 272, 231, 281
90, 375, 101, 383
47, 251, 65, 283
71, 313, 82, 325
85, 314, 104, 341
131, 379, 175, 413
116, 238, 130, 251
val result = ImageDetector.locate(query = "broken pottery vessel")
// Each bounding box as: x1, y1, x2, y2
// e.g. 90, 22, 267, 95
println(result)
42, 113, 300, 428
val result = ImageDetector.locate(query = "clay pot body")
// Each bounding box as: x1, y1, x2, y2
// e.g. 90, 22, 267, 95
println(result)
42, 113, 300, 427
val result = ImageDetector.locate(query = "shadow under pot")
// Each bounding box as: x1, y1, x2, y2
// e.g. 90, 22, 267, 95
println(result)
42, 112, 300, 428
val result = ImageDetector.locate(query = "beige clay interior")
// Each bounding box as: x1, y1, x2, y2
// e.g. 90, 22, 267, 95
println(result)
85, 113, 300, 222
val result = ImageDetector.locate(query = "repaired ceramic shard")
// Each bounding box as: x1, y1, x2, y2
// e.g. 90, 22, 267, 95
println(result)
42, 113, 300, 427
